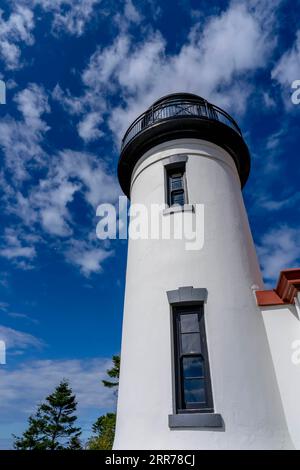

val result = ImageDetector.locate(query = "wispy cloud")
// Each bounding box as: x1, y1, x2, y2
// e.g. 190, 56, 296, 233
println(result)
0, 228, 36, 269
0, 83, 49, 183
0, 5, 34, 70
18, 0, 103, 37
0, 357, 115, 427
257, 225, 300, 283
58, 0, 282, 146
77, 112, 104, 142
65, 237, 113, 277
257, 192, 300, 211
0, 301, 38, 324
272, 29, 300, 105
0, 79, 119, 276
0, 272, 9, 290
114, 0, 143, 32
18, 149, 120, 236
0, 302, 9, 311
0, 0, 109, 70
0, 0, 296, 286
6, 312, 39, 324
0, 357, 114, 409
0, 325, 43, 350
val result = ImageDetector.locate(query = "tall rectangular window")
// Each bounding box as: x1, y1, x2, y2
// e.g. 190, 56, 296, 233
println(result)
166, 164, 186, 207
173, 305, 214, 413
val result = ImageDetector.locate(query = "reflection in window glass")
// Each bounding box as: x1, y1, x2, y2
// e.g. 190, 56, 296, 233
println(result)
171, 191, 184, 206
184, 378, 206, 404
180, 314, 199, 333
182, 356, 204, 378
170, 176, 183, 190
181, 333, 201, 354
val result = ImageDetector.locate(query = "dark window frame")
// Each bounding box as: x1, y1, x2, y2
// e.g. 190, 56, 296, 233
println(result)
165, 162, 188, 207
172, 304, 214, 414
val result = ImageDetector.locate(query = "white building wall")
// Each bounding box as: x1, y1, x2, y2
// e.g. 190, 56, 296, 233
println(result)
261, 302, 300, 449
114, 138, 293, 449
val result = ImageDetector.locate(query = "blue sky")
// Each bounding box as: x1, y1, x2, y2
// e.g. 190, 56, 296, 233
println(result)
0, 0, 299, 449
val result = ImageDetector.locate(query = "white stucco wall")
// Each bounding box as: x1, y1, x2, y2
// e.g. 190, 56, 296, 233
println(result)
114, 138, 293, 449
261, 302, 300, 449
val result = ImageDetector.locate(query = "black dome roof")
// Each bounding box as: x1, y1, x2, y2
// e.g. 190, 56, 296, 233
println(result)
150, 92, 206, 108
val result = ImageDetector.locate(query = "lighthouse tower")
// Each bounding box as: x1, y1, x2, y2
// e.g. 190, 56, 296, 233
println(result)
114, 93, 293, 450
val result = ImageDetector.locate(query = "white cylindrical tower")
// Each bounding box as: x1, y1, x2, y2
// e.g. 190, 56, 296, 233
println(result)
114, 93, 293, 449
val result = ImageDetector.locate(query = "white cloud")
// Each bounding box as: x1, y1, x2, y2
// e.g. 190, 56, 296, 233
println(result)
0, 6, 34, 69
29, 0, 102, 36
257, 226, 300, 282
77, 112, 104, 142
54, 150, 120, 208
52, 84, 107, 143
26, 149, 119, 236
258, 193, 300, 211
114, 0, 142, 32
0, 325, 42, 350
0, 246, 35, 260
70, 0, 281, 145
1, 145, 119, 273
52, 84, 86, 115
1, 0, 291, 283
272, 31, 300, 87
0, 358, 115, 425
0, 88, 119, 272
0, 83, 49, 183
65, 236, 113, 277
2, 107, 120, 236
0, 0, 105, 71
6, 312, 39, 324
124, 0, 142, 24
262, 92, 277, 109
30, 177, 80, 237
0, 272, 9, 289
0, 228, 36, 266
16, 83, 50, 127
0, 301, 38, 324
82, 35, 130, 92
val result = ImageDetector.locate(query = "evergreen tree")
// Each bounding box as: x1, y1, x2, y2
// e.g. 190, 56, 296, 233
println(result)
13, 412, 49, 450
68, 436, 82, 450
14, 380, 82, 450
87, 355, 120, 450
87, 413, 116, 450
102, 355, 120, 389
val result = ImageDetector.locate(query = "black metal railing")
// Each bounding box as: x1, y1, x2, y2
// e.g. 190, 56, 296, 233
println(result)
121, 97, 242, 150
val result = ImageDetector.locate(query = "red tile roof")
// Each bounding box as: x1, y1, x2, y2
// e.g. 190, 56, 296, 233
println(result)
256, 268, 300, 306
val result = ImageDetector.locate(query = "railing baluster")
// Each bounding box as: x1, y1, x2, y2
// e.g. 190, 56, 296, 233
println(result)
121, 97, 241, 149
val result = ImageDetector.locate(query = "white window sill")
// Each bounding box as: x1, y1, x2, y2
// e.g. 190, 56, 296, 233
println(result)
168, 412, 223, 429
